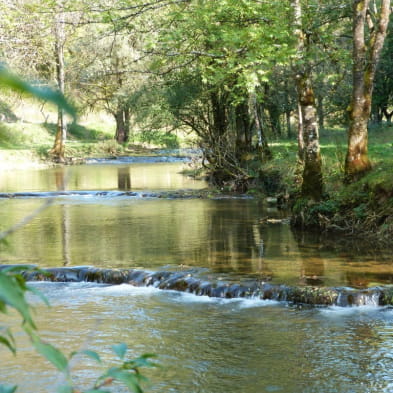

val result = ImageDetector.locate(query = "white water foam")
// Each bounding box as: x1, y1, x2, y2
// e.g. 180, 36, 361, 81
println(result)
171, 290, 279, 308
319, 304, 385, 318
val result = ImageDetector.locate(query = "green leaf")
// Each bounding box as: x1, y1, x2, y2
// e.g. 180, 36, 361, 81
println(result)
71, 349, 102, 364
112, 343, 127, 360
56, 386, 74, 393
0, 66, 76, 119
0, 272, 35, 329
123, 354, 158, 370
26, 285, 50, 307
32, 336, 69, 373
0, 385, 17, 393
0, 329, 16, 354
106, 368, 143, 393
83, 390, 111, 393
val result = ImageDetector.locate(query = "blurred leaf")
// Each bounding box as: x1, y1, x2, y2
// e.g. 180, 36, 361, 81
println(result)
32, 336, 69, 373
123, 354, 158, 370
0, 332, 16, 354
71, 349, 102, 364
83, 390, 111, 393
56, 386, 74, 393
106, 368, 143, 393
25, 284, 50, 307
0, 272, 35, 329
112, 343, 127, 360
0, 385, 17, 393
0, 66, 76, 119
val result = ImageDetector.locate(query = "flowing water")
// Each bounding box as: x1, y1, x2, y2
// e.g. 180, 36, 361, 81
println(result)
1, 159, 393, 392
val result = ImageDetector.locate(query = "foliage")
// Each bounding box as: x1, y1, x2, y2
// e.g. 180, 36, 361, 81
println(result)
135, 130, 179, 149
0, 266, 157, 393
0, 65, 75, 120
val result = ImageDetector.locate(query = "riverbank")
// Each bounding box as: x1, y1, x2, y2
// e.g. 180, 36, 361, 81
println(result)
258, 125, 393, 244
0, 149, 48, 170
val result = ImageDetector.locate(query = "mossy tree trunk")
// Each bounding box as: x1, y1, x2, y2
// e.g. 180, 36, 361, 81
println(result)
292, 0, 323, 201
345, 0, 391, 182
297, 75, 323, 200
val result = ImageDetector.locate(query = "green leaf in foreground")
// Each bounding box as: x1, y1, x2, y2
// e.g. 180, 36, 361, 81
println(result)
0, 384, 17, 393
32, 336, 69, 373
56, 386, 74, 393
112, 342, 128, 360
0, 272, 35, 329
0, 65, 76, 119
123, 354, 158, 370
0, 329, 16, 354
106, 368, 144, 393
71, 349, 102, 364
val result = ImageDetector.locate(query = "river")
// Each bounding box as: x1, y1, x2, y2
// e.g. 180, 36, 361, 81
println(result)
1, 158, 393, 392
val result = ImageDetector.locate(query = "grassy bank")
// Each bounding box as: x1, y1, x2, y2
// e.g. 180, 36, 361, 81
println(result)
259, 125, 393, 243
0, 111, 193, 168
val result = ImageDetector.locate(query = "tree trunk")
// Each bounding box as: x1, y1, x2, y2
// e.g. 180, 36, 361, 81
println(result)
297, 76, 324, 200
252, 94, 272, 161
235, 100, 253, 159
286, 110, 292, 139
316, 93, 324, 130
210, 90, 227, 137
383, 107, 393, 124
292, 0, 323, 200
114, 109, 130, 143
264, 84, 282, 138
345, 0, 391, 182
50, 1, 66, 163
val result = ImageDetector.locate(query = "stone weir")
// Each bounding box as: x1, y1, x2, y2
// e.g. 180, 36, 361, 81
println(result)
3, 265, 393, 308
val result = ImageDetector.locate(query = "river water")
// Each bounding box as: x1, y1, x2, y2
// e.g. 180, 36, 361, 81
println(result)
1, 159, 393, 392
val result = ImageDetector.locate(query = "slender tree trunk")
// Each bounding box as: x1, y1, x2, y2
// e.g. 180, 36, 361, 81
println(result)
251, 93, 272, 161
297, 102, 305, 164
316, 93, 324, 130
292, 0, 323, 200
51, 1, 66, 163
284, 80, 292, 138
264, 84, 282, 138
345, 0, 391, 182
286, 110, 292, 139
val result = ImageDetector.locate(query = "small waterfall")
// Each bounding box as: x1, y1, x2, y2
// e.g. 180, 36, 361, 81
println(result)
1, 265, 390, 308
335, 289, 382, 307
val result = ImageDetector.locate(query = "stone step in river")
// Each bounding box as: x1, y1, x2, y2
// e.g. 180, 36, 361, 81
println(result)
3, 265, 393, 307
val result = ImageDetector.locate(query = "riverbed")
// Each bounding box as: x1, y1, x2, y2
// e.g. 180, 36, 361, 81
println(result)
1, 159, 393, 392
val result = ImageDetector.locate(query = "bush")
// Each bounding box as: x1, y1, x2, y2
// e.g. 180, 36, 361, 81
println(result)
135, 130, 179, 149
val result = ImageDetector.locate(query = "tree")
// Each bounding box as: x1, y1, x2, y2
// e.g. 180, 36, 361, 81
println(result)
148, 0, 291, 189
291, 0, 323, 201
50, 0, 67, 162
344, 0, 391, 182
372, 23, 393, 124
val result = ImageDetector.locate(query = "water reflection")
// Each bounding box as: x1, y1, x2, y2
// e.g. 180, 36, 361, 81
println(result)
0, 162, 392, 286
0, 162, 205, 192
117, 167, 131, 190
